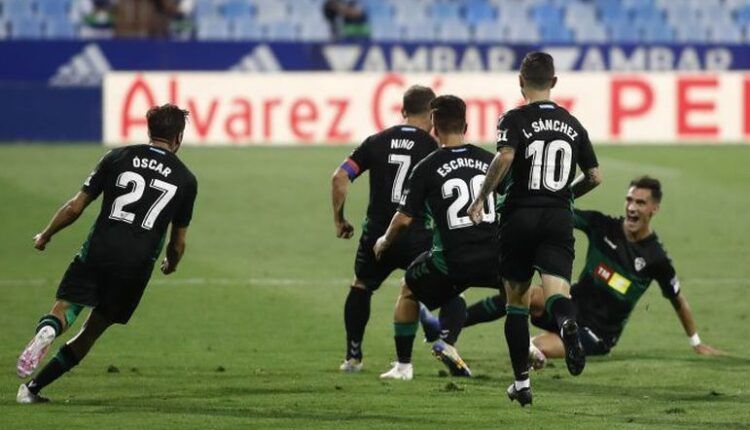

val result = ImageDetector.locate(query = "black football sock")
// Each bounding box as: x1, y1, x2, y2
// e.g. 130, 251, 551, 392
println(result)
394, 322, 418, 364
36, 314, 63, 337
546, 294, 577, 331
438, 295, 466, 345
344, 287, 372, 360
27, 344, 81, 395
465, 294, 507, 327
504, 305, 530, 383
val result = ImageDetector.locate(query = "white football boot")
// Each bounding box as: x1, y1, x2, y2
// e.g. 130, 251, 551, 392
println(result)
379, 362, 413, 380
17, 326, 56, 378
16, 383, 50, 404
339, 358, 363, 373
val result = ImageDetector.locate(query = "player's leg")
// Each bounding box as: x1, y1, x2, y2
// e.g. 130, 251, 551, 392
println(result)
342, 233, 392, 371
465, 294, 507, 327
503, 279, 533, 404
18, 310, 112, 403
380, 281, 419, 380
17, 299, 86, 378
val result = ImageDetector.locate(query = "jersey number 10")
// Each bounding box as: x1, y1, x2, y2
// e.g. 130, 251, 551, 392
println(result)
526, 139, 573, 192
109, 171, 178, 230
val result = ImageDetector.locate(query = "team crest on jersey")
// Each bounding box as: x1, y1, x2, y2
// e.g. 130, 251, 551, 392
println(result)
497, 128, 508, 142
634, 257, 646, 272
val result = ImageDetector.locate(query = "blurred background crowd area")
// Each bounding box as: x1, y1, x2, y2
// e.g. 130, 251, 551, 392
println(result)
2, 0, 750, 43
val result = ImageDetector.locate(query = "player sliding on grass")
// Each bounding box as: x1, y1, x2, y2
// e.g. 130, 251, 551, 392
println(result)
332, 85, 451, 373
16, 104, 198, 404
424, 176, 725, 367
467, 52, 602, 406
375, 95, 501, 380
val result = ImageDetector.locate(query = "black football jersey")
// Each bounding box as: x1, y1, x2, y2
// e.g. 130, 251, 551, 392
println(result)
341, 125, 437, 230
79, 144, 198, 266
572, 209, 679, 341
398, 144, 497, 278
496, 101, 598, 210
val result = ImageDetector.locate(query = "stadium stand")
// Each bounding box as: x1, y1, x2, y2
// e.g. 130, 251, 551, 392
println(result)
3, 0, 750, 42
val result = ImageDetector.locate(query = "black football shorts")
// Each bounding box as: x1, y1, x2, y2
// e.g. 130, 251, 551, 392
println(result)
354, 227, 431, 291
499, 207, 574, 283
56, 256, 154, 324
405, 251, 501, 310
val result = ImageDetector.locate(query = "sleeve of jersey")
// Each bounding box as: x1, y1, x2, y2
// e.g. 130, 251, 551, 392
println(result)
173, 176, 198, 228
572, 209, 597, 233
654, 259, 680, 299
397, 167, 426, 218
577, 128, 599, 170
341, 139, 370, 181
81, 151, 112, 199
496, 113, 521, 151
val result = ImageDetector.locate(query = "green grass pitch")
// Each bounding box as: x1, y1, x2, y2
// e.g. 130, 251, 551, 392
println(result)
1, 144, 749, 429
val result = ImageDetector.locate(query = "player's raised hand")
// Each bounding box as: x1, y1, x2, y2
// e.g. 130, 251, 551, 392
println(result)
161, 257, 176, 275
693, 343, 726, 356
33, 233, 50, 251
373, 236, 389, 261
335, 219, 355, 239
467, 198, 485, 225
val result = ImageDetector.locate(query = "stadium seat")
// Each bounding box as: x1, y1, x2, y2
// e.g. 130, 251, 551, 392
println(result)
254, 0, 289, 23
429, 1, 461, 21
402, 19, 437, 41
473, 20, 504, 42
299, 21, 330, 42
232, 19, 264, 40
194, 0, 219, 17
223, 0, 254, 17
1, 0, 34, 19
737, 5, 750, 25
9, 15, 44, 38
708, 20, 743, 42
196, 16, 232, 40
572, 23, 607, 43
37, 0, 71, 18
44, 16, 77, 38
464, 0, 496, 26
540, 23, 573, 43
609, 22, 641, 43
266, 22, 298, 41
393, 0, 428, 25
364, 1, 393, 22
436, 19, 471, 42
370, 22, 402, 41
640, 23, 674, 42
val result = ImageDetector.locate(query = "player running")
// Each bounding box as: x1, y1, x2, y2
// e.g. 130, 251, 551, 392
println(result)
468, 52, 602, 406
427, 176, 724, 366
331, 85, 440, 372
16, 104, 198, 404
375, 95, 501, 380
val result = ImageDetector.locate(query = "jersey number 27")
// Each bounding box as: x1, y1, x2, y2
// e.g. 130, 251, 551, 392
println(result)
109, 171, 178, 230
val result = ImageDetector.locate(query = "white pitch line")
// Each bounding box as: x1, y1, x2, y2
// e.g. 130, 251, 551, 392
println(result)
0, 277, 748, 286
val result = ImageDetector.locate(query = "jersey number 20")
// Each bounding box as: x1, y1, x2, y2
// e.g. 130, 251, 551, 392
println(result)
109, 171, 178, 230
442, 175, 495, 229
526, 139, 572, 192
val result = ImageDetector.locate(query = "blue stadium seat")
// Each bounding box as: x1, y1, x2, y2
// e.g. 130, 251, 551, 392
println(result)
393, 1, 428, 25
1, 0, 34, 19
572, 23, 607, 43
364, 1, 392, 22
266, 22, 298, 40
37, 0, 71, 17
473, 20, 504, 42
196, 16, 232, 39
402, 19, 437, 41
532, 3, 564, 25
299, 21, 329, 42
436, 18, 470, 41
737, 5, 750, 25
45, 16, 77, 38
429, 1, 460, 21
223, 0, 254, 17
641, 23, 673, 42
194, 0, 218, 17
232, 19, 264, 40
608, 22, 641, 43
10, 15, 44, 38
464, 0, 496, 26
599, 4, 629, 25
708, 19, 742, 42
540, 23, 573, 42
370, 23, 402, 41
674, 24, 710, 42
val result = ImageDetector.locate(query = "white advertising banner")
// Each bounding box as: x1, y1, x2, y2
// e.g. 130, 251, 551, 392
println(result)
104, 72, 750, 145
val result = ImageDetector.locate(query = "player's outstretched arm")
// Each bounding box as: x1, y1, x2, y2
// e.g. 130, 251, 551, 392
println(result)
669, 295, 726, 356
468, 147, 514, 224
571, 167, 602, 199
33, 191, 94, 251
161, 226, 188, 275
373, 212, 412, 260
331, 167, 354, 239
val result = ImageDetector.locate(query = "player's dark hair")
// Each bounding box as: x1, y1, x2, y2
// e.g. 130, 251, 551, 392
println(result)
630, 175, 662, 202
520, 51, 555, 89
147, 104, 190, 143
430, 95, 466, 135
403, 85, 437, 116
